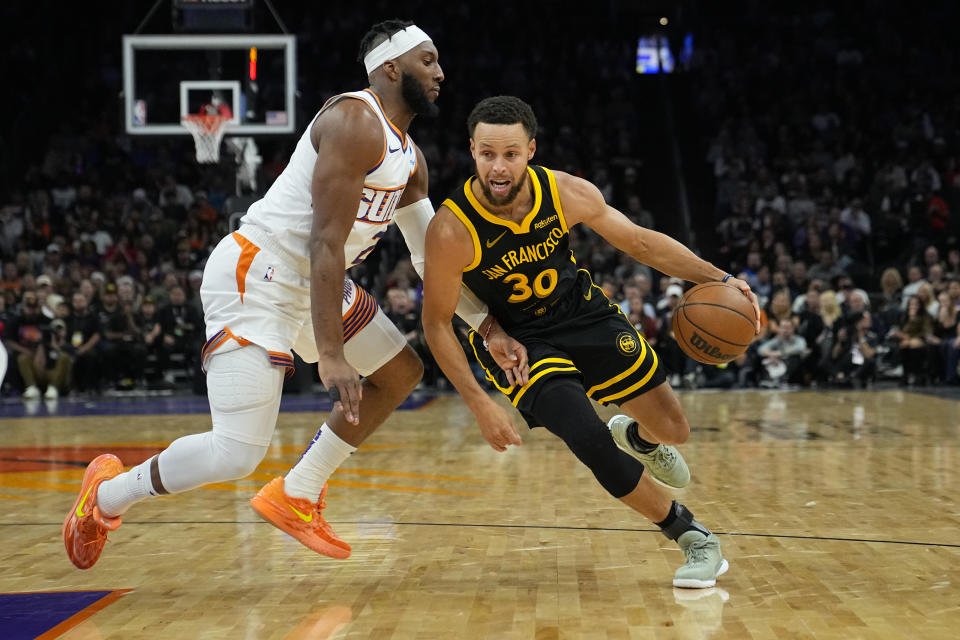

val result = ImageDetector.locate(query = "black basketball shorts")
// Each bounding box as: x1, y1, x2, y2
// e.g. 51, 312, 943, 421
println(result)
467, 271, 666, 424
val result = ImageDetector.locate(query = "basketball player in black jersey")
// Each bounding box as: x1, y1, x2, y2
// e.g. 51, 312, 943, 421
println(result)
422, 96, 759, 588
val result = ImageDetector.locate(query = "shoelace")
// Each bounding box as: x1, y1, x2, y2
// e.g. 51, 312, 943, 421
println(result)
79, 516, 109, 548
654, 446, 677, 467
312, 486, 346, 544
684, 539, 712, 564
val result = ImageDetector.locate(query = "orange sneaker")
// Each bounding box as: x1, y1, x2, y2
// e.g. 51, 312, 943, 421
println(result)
63, 454, 124, 569
250, 477, 351, 559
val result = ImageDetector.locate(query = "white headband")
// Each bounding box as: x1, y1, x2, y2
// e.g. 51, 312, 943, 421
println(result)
363, 25, 432, 75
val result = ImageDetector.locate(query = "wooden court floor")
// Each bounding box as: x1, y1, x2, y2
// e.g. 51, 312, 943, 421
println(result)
1, 389, 959, 639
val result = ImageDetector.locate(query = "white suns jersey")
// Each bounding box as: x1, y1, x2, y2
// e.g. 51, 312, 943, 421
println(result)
239, 88, 418, 271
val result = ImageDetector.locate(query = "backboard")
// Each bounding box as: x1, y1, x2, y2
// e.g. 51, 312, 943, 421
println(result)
122, 34, 296, 136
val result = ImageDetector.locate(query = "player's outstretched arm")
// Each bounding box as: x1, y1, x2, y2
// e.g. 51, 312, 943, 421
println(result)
422, 208, 522, 452
555, 171, 760, 331
308, 101, 384, 424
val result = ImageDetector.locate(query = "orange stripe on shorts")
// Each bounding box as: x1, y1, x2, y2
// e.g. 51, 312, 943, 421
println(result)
231, 232, 260, 303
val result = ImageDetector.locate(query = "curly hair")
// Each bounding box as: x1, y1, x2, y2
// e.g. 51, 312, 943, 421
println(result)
467, 96, 538, 140
357, 19, 415, 64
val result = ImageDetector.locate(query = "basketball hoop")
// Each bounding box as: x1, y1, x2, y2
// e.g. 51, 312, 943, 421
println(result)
182, 114, 230, 163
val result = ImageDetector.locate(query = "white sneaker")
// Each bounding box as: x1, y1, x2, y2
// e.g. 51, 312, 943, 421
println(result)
22, 385, 40, 400
607, 415, 690, 488
44, 385, 59, 400
674, 531, 729, 588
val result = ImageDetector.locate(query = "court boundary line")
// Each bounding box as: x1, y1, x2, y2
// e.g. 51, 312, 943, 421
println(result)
6, 520, 959, 549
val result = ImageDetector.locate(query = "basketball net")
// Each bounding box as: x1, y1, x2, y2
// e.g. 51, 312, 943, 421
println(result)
182, 114, 230, 163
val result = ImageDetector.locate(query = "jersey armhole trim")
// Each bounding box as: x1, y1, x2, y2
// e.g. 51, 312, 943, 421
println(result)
544, 167, 569, 233
442, 199, 482, 272
322, 93, 386, 173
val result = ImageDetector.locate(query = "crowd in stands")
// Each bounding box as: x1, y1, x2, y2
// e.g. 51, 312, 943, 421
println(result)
659, 0, 960, 389
2, 1, 959, 400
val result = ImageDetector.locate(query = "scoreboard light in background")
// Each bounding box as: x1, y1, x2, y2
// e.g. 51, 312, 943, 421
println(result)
249, 47, 257, 81
636, 35, 674, 74
635, 32, 694, 74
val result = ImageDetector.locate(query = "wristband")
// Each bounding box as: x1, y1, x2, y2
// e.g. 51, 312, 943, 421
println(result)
721, 274, 733, 283
482, 317, 496, 349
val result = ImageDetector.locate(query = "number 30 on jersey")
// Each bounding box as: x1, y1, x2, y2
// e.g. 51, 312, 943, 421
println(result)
504, 268, 558, 303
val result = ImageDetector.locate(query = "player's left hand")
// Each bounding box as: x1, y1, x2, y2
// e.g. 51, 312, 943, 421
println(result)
485, 325, 529, 387
725, 276, 761, 333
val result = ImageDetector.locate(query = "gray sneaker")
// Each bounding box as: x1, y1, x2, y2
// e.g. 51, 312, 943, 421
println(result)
606, 415, 690, 488
674, 531, 729, 588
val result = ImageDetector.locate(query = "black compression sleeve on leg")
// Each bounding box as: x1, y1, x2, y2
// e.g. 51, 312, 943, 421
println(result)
528, 377, 645, 498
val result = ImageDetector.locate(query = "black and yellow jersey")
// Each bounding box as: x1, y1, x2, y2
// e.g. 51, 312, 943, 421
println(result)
442, 165, 578, 329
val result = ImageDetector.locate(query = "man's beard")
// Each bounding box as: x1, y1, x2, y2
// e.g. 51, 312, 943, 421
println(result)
479, 172, 527, 207
401, 72, 439, 118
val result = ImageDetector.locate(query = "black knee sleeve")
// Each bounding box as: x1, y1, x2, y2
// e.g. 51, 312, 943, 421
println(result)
528, 377, 644, 498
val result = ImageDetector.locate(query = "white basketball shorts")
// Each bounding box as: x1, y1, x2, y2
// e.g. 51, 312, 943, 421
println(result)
199, 228, 406, 377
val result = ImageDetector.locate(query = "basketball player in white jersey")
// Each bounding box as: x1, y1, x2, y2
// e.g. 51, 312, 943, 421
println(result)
63, 19, 527, 569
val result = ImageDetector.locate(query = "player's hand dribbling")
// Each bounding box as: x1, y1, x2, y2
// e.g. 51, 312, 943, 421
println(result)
485, 327, 529, 387
317, 355, 362, 424
475, 398, 523, 452
725, 275, 761, 333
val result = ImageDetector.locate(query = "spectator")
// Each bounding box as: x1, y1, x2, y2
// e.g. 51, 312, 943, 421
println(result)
916, 282, 938, 317
828, 312, 878, 388
159, 285, 204, 380
788, 260, 809, 297
808, 250, 844, 285
764, 288, 794, 338
901, 265, 926, 307
933, 291, 958, 383
66, 291, 102, 394
136, 295, 166, 384
890, 296, 936, 386
794, 288, 827, 383
5, 292, 52, 399
835, 275, 870, 312
0, 262, 21, 295
31, 318, 74, 399
927, 263, 946, 296
943, 322, 960, 386
946, 249, 960, 281
757, 318, 808, 387
107, 296, 146, 390
35, 275, 56, 319
839, 198, 872, 240
877, 267, 904, 333
947, 279, 960, 311
157, 174, 195, 211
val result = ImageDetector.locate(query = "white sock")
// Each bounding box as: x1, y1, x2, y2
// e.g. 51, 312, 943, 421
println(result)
97, 457, 160, 517
284, 424, 356, 500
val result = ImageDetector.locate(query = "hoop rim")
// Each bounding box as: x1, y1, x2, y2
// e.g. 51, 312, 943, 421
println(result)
182, 114, 230, 163
181, 113, 231, 132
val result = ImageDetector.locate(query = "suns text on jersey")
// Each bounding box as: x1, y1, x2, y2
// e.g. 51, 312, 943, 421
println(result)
358, 185, 404, 224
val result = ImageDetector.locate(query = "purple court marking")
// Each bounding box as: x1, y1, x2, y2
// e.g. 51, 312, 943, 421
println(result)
0, 590, 114, 640
0, 391, 436, 418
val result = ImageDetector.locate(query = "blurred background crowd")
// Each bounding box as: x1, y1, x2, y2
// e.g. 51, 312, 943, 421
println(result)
2, 0, 959, 400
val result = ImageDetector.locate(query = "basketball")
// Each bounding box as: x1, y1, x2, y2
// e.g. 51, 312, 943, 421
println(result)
672, 282, 756, 364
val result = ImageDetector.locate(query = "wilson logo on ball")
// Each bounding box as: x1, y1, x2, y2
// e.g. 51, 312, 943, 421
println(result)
689, 331, 736, 361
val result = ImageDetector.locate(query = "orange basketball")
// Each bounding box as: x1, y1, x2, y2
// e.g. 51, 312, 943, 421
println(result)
672, 282, 756, 364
